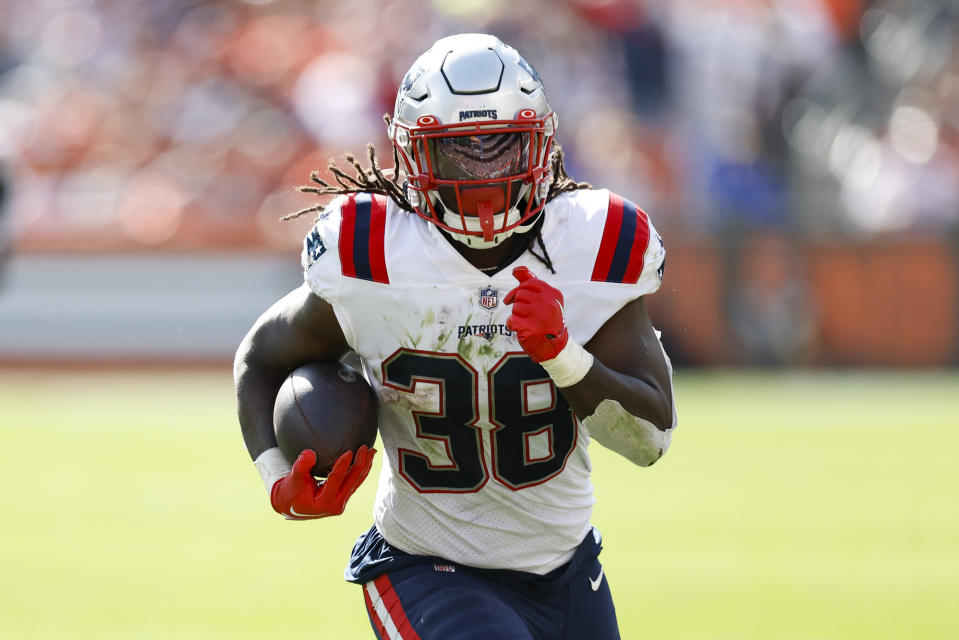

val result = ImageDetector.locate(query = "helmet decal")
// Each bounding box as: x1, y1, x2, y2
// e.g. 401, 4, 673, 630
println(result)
400, 60, 429, 98
516, 55, 543, 85
458, 109, 498, 121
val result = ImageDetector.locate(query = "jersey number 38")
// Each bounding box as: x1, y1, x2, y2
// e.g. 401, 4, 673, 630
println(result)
383, 350, 577, 493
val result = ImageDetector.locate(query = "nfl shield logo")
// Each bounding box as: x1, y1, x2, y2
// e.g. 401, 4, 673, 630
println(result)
479, 287, 498, 310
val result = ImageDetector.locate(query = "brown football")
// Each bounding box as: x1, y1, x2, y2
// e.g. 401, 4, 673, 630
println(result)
273, 361, 378, 477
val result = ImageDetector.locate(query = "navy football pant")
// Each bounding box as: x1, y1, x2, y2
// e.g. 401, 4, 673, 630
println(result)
362, 556, 620, 640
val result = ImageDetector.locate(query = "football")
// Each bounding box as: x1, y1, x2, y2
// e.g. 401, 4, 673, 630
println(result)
273, 360, 378, 477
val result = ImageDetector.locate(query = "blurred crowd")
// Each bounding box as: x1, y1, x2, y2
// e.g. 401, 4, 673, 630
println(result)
1, 0, 957, 251
0, 0, 957, 367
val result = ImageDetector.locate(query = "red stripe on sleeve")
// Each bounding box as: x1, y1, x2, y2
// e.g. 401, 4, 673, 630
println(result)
591, 192, 625, 282
373, 574, 422, 640
339, 195, 358, 279
622, 206, 651, 284
368, 194, 390, 284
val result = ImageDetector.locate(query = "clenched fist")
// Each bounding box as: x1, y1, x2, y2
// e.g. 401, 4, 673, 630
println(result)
504, 266, 569, 363
504, 266, 593, 387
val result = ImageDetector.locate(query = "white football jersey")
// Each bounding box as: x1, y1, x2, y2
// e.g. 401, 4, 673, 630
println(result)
302, 188, 665, 574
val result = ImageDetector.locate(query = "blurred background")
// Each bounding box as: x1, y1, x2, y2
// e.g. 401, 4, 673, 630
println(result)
1, 0, 957, 366
1, 1, 958, 639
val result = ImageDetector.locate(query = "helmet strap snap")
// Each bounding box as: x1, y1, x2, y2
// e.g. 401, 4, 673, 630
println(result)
476, 200, 495, 242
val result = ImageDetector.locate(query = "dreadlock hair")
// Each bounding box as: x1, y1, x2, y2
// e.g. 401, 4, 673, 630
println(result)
284, 115, 592, 274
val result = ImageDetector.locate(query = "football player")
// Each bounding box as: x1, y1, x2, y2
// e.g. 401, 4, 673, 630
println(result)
235, 34, 676, 640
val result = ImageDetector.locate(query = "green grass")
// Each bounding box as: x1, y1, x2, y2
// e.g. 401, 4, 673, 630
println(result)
1, 369, 957, 639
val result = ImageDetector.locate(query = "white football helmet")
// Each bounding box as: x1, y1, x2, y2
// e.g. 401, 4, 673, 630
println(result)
389, 34, 557, 248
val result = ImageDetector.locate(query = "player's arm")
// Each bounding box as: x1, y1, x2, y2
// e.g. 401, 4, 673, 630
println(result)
234, 283, 375, 518
235, 283, 348, 459
505, 267, 674, 466
568, 296, 672, 425
564, 295, 675, 465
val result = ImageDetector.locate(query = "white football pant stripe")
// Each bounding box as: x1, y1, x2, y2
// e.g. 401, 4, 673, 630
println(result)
365, 580, 404, 640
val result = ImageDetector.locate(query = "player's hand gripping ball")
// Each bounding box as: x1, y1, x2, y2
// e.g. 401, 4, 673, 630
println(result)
273, 361, 378, 476
504, 266, 570, 363
269, 446, 375, 520
270, 361, 378, 519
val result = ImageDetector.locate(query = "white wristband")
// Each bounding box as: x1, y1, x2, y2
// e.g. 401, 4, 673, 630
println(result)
539, 340, 594, 388
253, 447, 292, 496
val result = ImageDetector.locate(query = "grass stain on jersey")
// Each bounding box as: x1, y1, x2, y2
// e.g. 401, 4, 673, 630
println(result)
434, 327, 453, 351
477, 343, 497, 358
424, 308, 455, 351
454, 312, 475, 358
403, 332, 422, 348
380, 311, 423, 349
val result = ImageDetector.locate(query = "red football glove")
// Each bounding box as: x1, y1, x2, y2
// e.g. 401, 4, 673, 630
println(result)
504, 266, 569, 363
270, 445, 376, 520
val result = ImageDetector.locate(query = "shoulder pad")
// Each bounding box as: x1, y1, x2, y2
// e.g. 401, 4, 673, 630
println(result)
590, 192, 657, 285
338, 193, 390, 284
300, 193, 391, 284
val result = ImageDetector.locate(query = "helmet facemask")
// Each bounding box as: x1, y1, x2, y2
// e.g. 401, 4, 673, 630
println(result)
393, 112, 555, 249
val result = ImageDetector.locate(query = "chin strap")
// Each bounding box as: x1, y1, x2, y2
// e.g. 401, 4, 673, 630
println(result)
476, 200, 496, 242
431, 186, 540, 249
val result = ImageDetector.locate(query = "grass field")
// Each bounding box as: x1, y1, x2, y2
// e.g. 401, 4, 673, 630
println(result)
1, 369, 957, 639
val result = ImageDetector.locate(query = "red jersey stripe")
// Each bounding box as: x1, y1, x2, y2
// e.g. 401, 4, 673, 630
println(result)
339, 195, 358, 279
621, 203, 651, 284
590, 192, 625, 282
368, 194, 389, 284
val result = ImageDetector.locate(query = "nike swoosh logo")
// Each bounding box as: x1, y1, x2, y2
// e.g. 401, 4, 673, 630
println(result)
589, 566, 604, 591
288, 506, 316, 518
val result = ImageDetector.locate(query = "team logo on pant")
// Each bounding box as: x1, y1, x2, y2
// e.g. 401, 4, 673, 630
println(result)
479, 287, 498, 310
